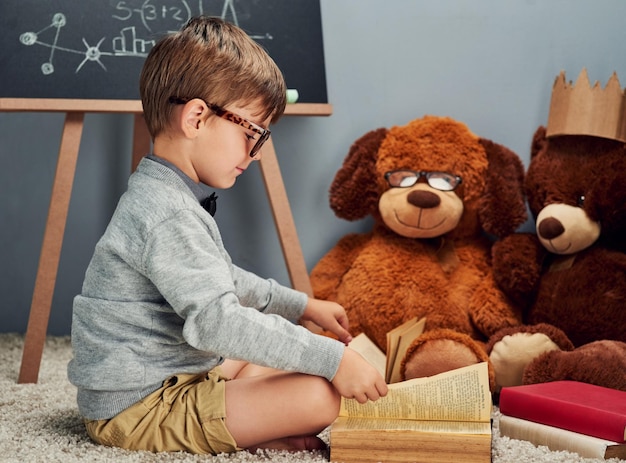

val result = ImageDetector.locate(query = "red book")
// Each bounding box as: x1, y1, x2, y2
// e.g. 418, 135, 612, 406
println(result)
499, 381, 626, 443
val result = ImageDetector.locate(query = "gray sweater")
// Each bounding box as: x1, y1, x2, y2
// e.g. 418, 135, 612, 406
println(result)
67, 157, 344, 420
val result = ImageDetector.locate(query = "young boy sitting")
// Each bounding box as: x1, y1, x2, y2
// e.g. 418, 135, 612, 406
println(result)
67, 16, 387, 455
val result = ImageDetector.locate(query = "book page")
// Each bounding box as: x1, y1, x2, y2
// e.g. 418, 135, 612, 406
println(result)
386, 317, 420, 381
333, 416, 492, 434
387, 317, 426, 383
348, 333, 386, 377
346, 319, 427, 383
339, 362, 491, 422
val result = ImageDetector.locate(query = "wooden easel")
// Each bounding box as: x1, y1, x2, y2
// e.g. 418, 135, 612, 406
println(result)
0, 98, 331, 384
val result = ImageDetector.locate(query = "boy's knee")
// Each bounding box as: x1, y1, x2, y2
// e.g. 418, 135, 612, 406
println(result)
309, 377, 341, 426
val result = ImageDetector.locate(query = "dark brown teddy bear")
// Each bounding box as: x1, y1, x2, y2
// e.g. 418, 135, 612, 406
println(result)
310, 116, 528, 388
488, 127, 626, 392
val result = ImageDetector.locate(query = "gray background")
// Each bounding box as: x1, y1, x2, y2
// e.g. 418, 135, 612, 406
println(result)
2, 0, 626, 335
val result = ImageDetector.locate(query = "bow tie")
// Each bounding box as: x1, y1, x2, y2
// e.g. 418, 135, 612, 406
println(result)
201, 192, 218, 216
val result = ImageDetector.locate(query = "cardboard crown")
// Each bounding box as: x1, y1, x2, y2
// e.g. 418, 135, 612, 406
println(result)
546, 68, 626, 143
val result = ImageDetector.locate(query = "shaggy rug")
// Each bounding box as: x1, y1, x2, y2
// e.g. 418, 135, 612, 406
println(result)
0, 333, 623, 463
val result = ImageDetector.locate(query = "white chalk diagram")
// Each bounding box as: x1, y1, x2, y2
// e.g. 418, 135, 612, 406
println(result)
18, 0, 273, 75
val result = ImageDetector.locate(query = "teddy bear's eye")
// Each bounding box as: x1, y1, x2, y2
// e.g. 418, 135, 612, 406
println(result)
577, 195, 585, 207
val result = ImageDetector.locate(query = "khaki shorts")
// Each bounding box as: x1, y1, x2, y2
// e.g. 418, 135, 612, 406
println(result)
85, 368, 240, 455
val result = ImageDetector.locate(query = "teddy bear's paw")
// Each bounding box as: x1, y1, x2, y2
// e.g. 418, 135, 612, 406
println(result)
489, 332, 560, 390
403, 338, 480, 380
401, 330, 490, 381
523, 340, 626, 392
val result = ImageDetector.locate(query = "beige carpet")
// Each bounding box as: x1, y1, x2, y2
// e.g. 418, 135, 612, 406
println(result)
1, 333, 623, 463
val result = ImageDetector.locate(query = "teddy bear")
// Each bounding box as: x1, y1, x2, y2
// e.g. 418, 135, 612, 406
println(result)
310, 115, 528, 388
488, 126, 626, 392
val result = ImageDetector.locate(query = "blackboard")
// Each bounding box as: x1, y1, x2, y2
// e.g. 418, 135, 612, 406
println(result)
0, 0, 327, 103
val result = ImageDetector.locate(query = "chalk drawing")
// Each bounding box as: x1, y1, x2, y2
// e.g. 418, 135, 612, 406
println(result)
19, 0, 272, 75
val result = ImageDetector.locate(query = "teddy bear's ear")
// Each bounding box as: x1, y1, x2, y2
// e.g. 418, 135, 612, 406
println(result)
531, 126, 548, 160
329, 127, 388, 220
477, 138, 528, 237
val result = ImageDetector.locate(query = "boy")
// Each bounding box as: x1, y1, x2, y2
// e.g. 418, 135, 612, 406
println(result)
67, 16, 387, 455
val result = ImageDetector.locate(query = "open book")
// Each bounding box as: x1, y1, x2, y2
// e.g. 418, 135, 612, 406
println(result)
331, 329, 493, 463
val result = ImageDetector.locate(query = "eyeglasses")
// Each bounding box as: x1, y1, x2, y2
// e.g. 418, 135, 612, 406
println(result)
384, 170, 462, 191
169, 97, 271, 158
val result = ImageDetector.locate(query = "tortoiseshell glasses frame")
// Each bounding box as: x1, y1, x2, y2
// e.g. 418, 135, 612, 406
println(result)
169, 97, 271, 157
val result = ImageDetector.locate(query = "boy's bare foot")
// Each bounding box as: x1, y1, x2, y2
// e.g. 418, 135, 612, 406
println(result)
247, 435, 327, 453
285, 436, 327, 451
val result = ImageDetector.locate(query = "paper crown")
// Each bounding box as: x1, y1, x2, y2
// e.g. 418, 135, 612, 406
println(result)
546, 68, 626, 142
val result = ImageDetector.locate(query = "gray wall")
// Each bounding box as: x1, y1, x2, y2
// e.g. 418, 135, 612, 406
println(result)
2, 0, 625, 335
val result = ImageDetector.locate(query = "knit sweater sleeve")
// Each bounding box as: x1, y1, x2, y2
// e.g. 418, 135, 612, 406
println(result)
231, 265, 307, 321
141, 209, 343, 381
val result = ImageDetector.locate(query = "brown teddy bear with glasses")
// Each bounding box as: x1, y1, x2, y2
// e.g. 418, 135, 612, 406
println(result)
310, 115, 527, 389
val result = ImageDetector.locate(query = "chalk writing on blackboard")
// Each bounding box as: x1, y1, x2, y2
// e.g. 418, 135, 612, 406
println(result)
1, 0, 327, 102
18, 0, 272, 75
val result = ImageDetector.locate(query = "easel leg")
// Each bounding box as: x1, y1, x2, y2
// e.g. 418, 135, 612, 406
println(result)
258, 138, 313, 296
258, 140, 322, 333
131, 113, 151, 172
18, 112, 85, 383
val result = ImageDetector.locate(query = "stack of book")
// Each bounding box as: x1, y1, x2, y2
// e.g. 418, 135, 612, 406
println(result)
498, 381, 626, 460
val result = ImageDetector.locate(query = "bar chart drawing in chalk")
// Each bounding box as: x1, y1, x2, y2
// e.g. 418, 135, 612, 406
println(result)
18, 0, 272, 76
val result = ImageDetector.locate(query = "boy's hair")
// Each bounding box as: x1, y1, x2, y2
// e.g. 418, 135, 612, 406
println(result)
140, 16, 287, 138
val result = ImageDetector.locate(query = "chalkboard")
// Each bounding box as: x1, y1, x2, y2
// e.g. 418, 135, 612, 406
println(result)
0, 0, 327, 103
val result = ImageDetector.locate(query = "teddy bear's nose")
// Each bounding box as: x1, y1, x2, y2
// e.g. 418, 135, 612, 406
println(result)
407, 190, 441, 209
538, 217, 565, 239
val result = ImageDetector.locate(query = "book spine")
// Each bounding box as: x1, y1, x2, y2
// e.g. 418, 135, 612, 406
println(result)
499, 414, 617, 460
499, 391, 626, 442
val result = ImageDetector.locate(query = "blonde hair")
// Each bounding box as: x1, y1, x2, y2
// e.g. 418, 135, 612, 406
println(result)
140, 16, 287, 138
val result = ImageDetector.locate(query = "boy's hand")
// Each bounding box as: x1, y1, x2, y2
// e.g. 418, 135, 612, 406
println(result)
332, 348, 388, 403
300, 298, 352, 345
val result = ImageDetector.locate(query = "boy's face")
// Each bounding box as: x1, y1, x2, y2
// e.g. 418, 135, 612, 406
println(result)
184, 100, 272, 189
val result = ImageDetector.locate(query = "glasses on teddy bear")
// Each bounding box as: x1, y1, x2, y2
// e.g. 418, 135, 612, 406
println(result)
385, 170, 463, 191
